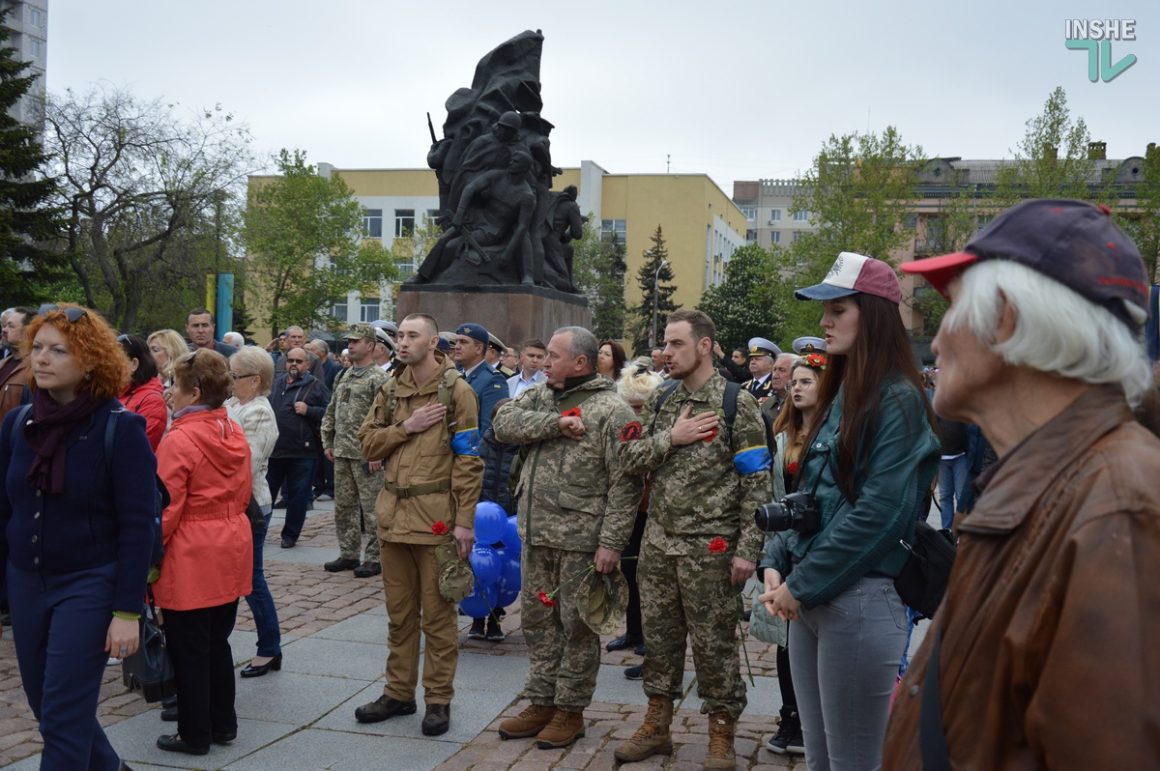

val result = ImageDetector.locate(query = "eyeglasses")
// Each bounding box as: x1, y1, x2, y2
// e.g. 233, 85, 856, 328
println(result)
285, 358, 306, 364
229, 372, 258, 381
38, 304, 87, 323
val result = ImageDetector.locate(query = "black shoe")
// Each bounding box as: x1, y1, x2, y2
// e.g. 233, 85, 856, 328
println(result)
156, 734, 209, 756
353, 562, 382, 578
765, 709, 802, 755
273, 499, 288, 509
485, 616, 505, 642
633, 642, 646, 656
355, 695, 417, 724
160, 705, 178, 722
605, 634, 643, 652
421, 703, 451, 736
213, 730, 237, 745
161, 694, 178, 709
240, 653, 282, 678
467, 618, 486, 640
624, 665, 643, 680
280, 537, 297, 549
324, 557, 360, 573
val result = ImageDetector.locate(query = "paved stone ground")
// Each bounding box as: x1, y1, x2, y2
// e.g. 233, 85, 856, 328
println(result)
0, 500, 817, 770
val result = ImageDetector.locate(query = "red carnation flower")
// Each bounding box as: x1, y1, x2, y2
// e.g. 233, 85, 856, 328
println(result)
538, 591, 556, 607
703, 426, 718, 443
707, 536, 728, 554
786, 462, 799, 477
431, 521, 449, 536
562, 407, 582, 419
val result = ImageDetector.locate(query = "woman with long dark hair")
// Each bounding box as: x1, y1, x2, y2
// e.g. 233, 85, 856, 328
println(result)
596, 340, 626, 381
119, 333, 168, 451
0, 304, 156, 770
760, 252, 939, 770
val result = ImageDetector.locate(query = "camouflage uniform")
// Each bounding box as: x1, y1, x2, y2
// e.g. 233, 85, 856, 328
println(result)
620, 372, 772, 719
322, 363, 388, 563
493, 376, 642, 711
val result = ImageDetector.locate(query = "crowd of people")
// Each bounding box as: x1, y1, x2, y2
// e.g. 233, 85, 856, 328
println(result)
0, 197, 1157, 770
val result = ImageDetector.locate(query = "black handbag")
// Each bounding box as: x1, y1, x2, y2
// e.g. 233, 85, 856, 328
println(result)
121, 589, 177, 703
894, 520, 957, 618
245, 496, 266, 537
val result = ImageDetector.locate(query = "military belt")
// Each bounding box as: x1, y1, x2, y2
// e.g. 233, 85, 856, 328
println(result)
385, 478, 452, 499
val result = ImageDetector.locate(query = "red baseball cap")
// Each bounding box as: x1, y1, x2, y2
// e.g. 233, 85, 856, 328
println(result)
794, 252, 902, 305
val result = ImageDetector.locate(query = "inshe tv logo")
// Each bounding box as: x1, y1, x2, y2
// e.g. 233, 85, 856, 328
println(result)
1066, 19, 1138, 83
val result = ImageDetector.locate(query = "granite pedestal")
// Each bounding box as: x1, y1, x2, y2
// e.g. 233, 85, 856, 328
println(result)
396, 284, 591, 345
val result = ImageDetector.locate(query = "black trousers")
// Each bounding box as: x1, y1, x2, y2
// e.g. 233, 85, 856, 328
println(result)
620, 510, 648, 640
162, 600, 239, 747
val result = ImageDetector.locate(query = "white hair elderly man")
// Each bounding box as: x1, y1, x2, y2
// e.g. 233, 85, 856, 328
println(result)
883, 199, 1160, 769
222, 331, 245, 348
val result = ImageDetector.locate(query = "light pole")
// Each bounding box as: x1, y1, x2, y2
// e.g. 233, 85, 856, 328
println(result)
648, 258, 668, 350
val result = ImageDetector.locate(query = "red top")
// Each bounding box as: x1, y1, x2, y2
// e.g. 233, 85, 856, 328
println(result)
120, 377, 167, 451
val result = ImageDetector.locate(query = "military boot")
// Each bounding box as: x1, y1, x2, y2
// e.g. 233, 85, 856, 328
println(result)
498, 704, 555, 740
704, 711, 737, 770
613, 696, 674, 763
534, 709, 585, 749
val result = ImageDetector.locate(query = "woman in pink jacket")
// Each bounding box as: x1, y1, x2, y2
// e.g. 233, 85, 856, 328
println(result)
117, 334, 168, 451
153, 348, 252, 757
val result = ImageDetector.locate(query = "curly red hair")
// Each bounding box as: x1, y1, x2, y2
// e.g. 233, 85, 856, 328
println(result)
21, 304, 130, 401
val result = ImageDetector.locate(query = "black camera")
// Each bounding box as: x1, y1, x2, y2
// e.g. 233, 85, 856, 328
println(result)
754, 491, 821, 536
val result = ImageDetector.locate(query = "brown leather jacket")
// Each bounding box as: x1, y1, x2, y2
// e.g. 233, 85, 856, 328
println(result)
0, 355, 27, 419
883, 385, 1160, 769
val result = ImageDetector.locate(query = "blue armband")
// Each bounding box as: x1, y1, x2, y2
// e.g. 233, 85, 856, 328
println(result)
451, 428, 480, 456
733, 445, 772, 475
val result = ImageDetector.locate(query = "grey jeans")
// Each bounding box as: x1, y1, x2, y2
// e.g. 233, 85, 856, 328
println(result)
789, 575, 908, 771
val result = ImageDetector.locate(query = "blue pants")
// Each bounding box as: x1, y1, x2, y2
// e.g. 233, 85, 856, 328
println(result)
7, 561, 123, 771
244, 505, 281, 657
938, 454, 970, 529
790, 576, 908, 771
267, 456, 315, 542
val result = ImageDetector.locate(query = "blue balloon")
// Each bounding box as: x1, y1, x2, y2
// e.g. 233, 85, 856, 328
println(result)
474, 501, 507, 544
469, 544, 501, 586
497, 555, 522, 608
502, 514, 522, 557
458, 581, 498, 617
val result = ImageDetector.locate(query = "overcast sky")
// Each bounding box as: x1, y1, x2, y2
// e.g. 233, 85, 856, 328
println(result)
45, 0, 1157, 190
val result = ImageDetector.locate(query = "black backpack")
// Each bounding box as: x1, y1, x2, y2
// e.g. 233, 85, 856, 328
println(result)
10, 404, 168, 568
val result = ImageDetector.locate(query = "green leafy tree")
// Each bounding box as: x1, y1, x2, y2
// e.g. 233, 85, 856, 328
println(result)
995, 87, 1098, 204
44, 87, 253, 331
697, 243, 783, 350
0, 10, 63, 304
627, 225, 679, 355
1122, 145, 1160, 285
571, 218, 627, 341
244, 149, 399, 335
909, 188, 981, 335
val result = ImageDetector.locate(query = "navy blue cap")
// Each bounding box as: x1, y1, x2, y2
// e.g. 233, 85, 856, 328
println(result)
455, 323, 490, 345
902, 199, 1149, 331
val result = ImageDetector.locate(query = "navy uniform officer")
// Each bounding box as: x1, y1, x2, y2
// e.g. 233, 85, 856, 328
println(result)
742, 337, 781, 404
453, 323, 509, 438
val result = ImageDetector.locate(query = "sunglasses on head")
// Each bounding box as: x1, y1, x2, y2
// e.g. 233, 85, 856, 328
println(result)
38, 304, 87, 323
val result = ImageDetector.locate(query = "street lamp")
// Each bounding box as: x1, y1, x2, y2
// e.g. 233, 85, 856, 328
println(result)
648, 258, 668, 351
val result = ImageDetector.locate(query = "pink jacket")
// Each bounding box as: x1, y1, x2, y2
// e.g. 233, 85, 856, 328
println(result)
153, 407, 252, 611
121, 377, 168, 451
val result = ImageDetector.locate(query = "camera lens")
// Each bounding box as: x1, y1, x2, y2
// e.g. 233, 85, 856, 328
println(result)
754, 502, 791, 533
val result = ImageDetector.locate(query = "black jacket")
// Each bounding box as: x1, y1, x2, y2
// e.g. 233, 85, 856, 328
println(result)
479, 427, 519, 515
269, 373, 331, 458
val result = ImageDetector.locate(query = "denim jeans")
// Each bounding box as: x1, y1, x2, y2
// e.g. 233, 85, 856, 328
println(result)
268, 456, 315, 542
790, 576, 908, 771
7, 562, 123, 770
244, 505, 281, 657
938, 454, 970, 529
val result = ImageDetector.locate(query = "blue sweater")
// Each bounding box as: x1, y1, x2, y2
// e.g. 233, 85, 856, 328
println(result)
0, 399, 157, 613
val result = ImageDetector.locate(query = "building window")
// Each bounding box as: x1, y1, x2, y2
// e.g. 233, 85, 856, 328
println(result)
331, 302, 349, 323
792, 230, 806, 242
396, 255, 416, 279
424, 209, 440, 227
745, 229, 757, 242
29, 38, 43, 59
793, 210, 810, 222
769, 209, 781, 222
362, 209, 382, 239
360, 298, 381, 323
740, 205, 756, 222
29, 7, 44, 27
770, 230, 781, 244
600, 219, 626, 243
394, 209, 415, 238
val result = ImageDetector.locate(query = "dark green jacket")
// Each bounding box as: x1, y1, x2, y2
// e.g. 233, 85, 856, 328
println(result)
780, 378, 939, 608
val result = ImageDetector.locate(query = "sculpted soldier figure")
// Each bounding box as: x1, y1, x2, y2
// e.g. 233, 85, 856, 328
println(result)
614, 309, 772, 769
320, 324, 388, 576
354, 313, 483, 737
492, 326, 642, 750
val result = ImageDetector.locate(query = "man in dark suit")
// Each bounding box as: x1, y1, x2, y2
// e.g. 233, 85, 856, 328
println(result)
453, 322, 508, 438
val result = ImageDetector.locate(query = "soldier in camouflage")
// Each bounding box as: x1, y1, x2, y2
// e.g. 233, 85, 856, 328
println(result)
492, 326, 643, 751
321, 323, 388, 576
613, 309, 773, 770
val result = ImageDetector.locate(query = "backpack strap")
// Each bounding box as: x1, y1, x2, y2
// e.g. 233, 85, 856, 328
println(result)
648, 379, 682, 433
104, 407, 124, 477
722, 380, 741, 447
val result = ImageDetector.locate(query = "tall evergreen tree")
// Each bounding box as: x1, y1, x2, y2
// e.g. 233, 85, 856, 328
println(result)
628, 225, 679, 355
697, 244, 783, 351
0, 9, 61, 303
